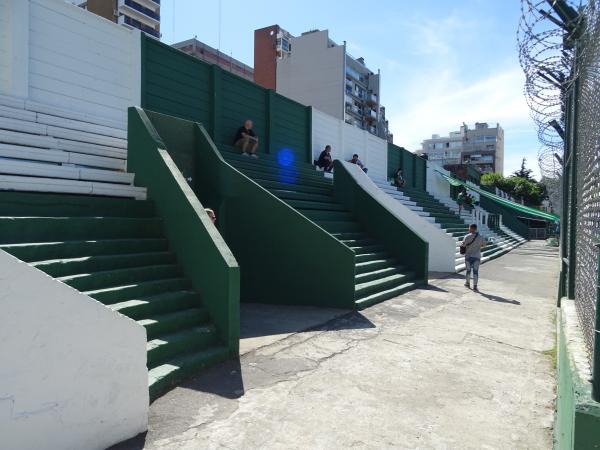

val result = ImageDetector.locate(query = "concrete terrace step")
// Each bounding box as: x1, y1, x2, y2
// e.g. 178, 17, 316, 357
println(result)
58, 264, 183, 292
0, 175, 147, 200
0, 216, 163, 244
355, 282, 418, 310
355, 272, 415, 299
31, 251, 177, 277
148, 345, 229, 401
111, 290, 201, 320
0, 238, 169, 262
87, 277, 193, 306
147, 325, 219, 370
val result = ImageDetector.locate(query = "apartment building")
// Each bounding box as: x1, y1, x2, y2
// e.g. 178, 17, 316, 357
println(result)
254, 26, 392, 142
418, 122, 504, 174
69, 0, 160, 39
172, 38, 254, 82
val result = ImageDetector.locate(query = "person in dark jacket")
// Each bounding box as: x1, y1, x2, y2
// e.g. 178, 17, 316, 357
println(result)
316, 145, 334, 172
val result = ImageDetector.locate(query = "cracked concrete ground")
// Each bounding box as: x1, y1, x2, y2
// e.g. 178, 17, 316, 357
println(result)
113, 241, 559, 450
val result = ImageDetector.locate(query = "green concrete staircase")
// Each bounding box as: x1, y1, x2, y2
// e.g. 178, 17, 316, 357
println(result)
219, 147, 421, 309
0, 192, 228, 400
398, 186, 525, 269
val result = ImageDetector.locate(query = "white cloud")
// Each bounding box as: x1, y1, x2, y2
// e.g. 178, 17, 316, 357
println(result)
389, 67, 530, 149
373, 7, 541, 178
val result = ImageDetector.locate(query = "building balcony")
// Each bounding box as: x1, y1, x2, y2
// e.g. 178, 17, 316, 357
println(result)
366, 92, 377, 105
133, 0, 160, 11
364, 109, 377, 121
118, 0, 160, 28
120, 15, 160, 38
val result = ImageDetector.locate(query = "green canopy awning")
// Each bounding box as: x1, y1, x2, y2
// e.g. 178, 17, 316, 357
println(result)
436, 170, 559, 223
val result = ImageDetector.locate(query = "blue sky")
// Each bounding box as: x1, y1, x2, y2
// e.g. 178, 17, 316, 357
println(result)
160, 0, 540, 178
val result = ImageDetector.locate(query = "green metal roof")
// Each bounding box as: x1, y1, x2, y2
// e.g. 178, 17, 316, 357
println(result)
436, 170, 559, 222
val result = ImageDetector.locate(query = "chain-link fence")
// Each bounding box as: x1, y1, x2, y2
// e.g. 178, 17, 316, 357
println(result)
520, 0, 600, 370
574, 1, 600, 363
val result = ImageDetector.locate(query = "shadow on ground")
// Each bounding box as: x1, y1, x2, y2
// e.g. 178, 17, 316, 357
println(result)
478, 291, 521, 305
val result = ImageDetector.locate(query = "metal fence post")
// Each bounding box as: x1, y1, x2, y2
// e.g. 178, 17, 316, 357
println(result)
593, 243, 600, 401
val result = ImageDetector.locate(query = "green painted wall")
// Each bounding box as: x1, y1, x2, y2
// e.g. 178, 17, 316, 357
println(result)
388, 143, 426, 190
128, 107, 240, 354
141, 35, 311, 163
333, 160, 429, 282
556, 301, 600, 449
141, 109, 357, 309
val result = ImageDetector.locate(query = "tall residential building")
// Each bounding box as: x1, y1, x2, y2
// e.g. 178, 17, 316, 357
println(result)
418, 122, 505, 174
254, 26, 392, 142
69, 0, 160, 39
172, 38, 254, 82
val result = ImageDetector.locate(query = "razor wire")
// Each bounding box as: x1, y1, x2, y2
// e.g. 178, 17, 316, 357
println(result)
517, 0, 580, 182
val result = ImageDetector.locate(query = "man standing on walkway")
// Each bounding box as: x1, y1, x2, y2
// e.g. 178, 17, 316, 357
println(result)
462, 223, 485, 291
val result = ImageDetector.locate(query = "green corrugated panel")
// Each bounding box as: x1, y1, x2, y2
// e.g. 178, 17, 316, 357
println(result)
414, 157, 426, 190
387, 143, 402, 179
402, 149, 414, 187
141, 35, 311, 161
271, 93, 309, 162
220, 72, 267, 148
143, 37, 212, 124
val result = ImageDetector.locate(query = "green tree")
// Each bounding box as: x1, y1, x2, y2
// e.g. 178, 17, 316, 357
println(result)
512, 158, 534, 181
479, 160, 547, 207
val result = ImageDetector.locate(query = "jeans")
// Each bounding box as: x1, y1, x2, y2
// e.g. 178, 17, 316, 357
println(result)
465, 256, 480, 286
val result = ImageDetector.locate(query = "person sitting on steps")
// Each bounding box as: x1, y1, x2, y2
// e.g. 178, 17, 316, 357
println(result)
394, 168, 405, 187
316, 145, 334, 172
349, 154, 368, 173
234, 119, 259, 158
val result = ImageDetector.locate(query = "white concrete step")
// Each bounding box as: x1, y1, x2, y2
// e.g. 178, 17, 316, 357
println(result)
0, 175, 146, 199
0, 158, 134, 184
0, 130, 126, 160
0, 143, 127, 171
0, 94, 125, 131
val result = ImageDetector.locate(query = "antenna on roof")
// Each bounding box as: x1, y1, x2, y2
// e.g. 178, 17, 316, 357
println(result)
218, 0, 222, 52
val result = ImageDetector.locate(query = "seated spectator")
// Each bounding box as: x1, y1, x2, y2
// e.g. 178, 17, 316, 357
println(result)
316, 145, 334, 172
205, 208, 216, 224
394, 168, 405, 187
349, 154, 368, 173
234, 120, 259, 158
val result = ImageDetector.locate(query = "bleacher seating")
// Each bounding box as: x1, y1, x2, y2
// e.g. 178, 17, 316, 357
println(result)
0, 94, 145, 199
373, 180, 526, 271
218, 145, 423, 309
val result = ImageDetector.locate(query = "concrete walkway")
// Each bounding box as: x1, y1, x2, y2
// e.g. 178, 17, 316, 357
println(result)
115, 241, 559, 450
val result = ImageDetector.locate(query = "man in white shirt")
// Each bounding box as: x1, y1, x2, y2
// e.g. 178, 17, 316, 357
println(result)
462, 223, 486, 291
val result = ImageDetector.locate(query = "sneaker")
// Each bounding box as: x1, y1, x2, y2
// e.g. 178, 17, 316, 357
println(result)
464, 282, 470, 289
242, 152, 249, 156
473, 286, 479, 292
250, 154, 259, 159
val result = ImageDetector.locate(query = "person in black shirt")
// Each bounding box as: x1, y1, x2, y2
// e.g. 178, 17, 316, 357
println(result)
234, 120, 259, 157
316, 145, 334, 172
